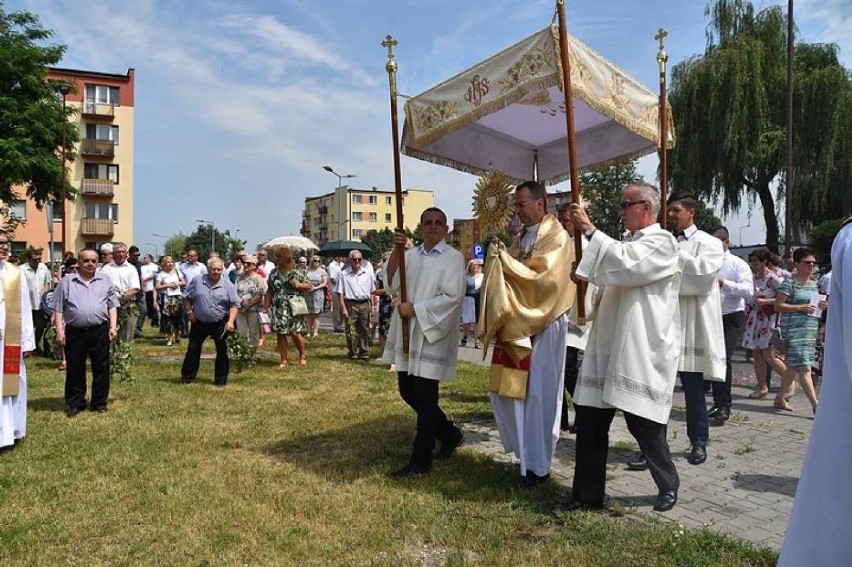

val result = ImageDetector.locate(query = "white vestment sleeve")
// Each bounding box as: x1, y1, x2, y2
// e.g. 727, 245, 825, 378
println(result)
576, 229, 679, 288
678, 236, 723, 296
413, 253, 465, 344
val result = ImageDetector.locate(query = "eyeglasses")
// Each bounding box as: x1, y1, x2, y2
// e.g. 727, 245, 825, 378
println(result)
81, 259, 98, 264
244, 262, 256, 266
299, 261, 307, 265
0, 242, 9, 248
619, 200, 648, 210
352, 258, 362, 262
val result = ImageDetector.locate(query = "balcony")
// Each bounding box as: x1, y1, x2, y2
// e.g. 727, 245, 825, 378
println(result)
318, 223, 328, 230
318, 205, 328, 214
80, 217, 115, 236
82, 102, 116, 120
81, 139, 115, 158
80, 178, 115, 198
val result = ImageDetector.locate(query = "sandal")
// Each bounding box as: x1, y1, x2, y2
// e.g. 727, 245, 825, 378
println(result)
748, 389, 768, 400
58, 361, 67, 371
773, 400, 794, 412
278, 360, 290, 369
298, 356, 307, 367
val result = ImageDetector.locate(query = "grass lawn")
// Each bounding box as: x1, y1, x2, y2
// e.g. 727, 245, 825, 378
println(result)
1, 331, 778, 566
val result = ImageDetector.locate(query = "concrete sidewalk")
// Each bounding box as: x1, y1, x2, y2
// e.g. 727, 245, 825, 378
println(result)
455, 344, 813, 551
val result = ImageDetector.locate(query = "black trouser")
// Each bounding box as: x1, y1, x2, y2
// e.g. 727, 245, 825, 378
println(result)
713, 311, 747, 409
572, 405, 679, 507
397, 371, 460, 468
64, 322, 111, 409
32, 309, 49, 355
560, 346, 580, 428
135, 296, 147, 335
145, 290, 159, 326
181, 319, 229, 385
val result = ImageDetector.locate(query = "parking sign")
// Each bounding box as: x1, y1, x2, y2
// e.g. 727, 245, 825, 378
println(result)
472, 243, 484, 260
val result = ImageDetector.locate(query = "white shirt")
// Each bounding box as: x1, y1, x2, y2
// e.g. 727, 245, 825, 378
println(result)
100, 261, 141, 294
140, 263, 159, 293
334, 264, 375, 300
718, 250, 753, 315
327, 260, 343, 285
21, 262, 52, 309
179, 261, 208, 287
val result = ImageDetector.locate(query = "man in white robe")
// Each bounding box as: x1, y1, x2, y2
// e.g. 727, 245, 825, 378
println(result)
383, 207, 466, 478
0, 232, 36, 455
481, 181, 575, 487
779, 216, 852, 565
667, 192, 725, 466
565, 183, 681, 512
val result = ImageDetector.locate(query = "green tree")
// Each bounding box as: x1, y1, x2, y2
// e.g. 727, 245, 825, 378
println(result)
695, 202, 723, 233
808, 218, 845, 270
184, 224, 241, 260
0, 6, 79, 221
360, 228, 394, 261
669, 0, 852, 252
581, 160, 644, 239
162, 233, 187, 259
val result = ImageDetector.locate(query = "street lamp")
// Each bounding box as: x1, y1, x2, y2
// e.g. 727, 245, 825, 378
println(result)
58, 82, 71, 260
322, 165, 355, 240
195, 219, 215, 255
152, 233, 169, 257
145, 242, 159, 257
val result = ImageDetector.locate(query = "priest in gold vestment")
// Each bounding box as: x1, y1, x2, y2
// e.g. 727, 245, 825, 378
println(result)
0, 231, 35, 455
479, 181, 575, 486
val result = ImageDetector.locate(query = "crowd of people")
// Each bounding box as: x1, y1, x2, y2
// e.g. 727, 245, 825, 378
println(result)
0, 185, 840, 522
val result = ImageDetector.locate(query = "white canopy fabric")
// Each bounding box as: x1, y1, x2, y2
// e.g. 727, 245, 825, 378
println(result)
263, 235, 319, 252
402, 25, 675, 185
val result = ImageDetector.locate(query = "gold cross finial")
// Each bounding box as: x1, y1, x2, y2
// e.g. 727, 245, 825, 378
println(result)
655, 28, 668, 51
382, 35, 398, 59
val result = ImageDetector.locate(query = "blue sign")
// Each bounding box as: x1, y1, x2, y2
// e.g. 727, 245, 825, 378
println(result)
472, 243, 485, 260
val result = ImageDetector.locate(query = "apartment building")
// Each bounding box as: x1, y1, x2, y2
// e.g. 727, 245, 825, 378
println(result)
9, 67, 135, 260
302, 186, 433, 245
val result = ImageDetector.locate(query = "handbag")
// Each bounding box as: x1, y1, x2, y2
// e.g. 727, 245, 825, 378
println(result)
288, 295, 309, 316
770, 327, 788, 354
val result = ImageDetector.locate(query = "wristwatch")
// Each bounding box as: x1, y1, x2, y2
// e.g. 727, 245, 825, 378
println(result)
583, 227, 596, 239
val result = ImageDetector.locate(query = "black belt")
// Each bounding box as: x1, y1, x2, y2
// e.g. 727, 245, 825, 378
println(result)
68, 321, 108, 330
345, 298, 370, 303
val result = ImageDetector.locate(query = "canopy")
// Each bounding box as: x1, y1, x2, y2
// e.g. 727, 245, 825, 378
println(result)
263, 235, 319, 252
402, 25, 674, 185
318, 240, 373, 258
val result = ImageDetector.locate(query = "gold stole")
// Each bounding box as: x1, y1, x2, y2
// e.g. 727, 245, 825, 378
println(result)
1, 263, 22, 397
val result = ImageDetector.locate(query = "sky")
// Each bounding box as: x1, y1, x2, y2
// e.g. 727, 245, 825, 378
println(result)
10, 0, 851, 254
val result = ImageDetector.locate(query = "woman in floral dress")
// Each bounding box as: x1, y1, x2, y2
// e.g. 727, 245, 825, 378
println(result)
235, 255, 267, 348
155, 255, 186, 346
302, 256, 328, 338
262, 247, 312, 368
742, 248, 787, 399
773, 248, 826, 413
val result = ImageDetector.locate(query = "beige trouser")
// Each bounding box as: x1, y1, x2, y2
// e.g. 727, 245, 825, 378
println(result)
344, 299, 371, 358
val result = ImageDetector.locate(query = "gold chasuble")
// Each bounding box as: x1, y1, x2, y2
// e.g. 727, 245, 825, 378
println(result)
478, 214, 575, 399
1, 263, 23, 397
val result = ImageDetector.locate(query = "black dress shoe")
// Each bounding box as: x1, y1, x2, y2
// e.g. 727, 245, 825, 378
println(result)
711, 407, 730, 426
66, 406, 85, 418
518, 471, 550, 489
435, 432, 465, 460
89, 405, 108, 413
707, 405, 721, 418
626, 453, 648, 471
687, 446, 707, 465
558, 499, 604, 512
653, 490, 678, 512
390, 462, 430, 479
181, 377, 195, 384
0, 444, 15, 455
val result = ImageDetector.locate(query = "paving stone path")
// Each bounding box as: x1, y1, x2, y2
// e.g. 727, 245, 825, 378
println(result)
455, 345, 814, 552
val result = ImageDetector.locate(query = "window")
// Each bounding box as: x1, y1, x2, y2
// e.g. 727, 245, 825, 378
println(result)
385, 196, 392, 205
85, 124, 119, 144
9, 200, 26, 220
369, 212, 377, 222
85, 84, 120, 105
352, 194, 363, 204
352, 229, 363, 238
85, 203, 119, 222
352, 212, 363, 221
84, 163, 119, 183
49, 201, 64, 222
368, 195, 377, 205
385, 213, 392, 223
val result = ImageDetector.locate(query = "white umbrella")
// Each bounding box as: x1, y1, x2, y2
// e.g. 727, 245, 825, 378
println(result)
401, 25, 674, 185
262, 235, 319, 252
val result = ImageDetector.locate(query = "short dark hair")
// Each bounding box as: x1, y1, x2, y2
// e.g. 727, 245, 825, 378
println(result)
128, 245, 140, 255
516, 180, 547, 202
748, 247, 772, 263
710, 226, 729, 241
667, 191, 699, 211
419, 207, 447, 225
793, 247, 817, 263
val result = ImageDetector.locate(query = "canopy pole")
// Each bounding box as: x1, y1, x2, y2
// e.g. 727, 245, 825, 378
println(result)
383, 35, 410, 356
556, 0, 586, 325
656, 28, 669, 224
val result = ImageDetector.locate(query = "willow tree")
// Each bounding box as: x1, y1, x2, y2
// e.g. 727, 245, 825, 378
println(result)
669, 0, 852, 251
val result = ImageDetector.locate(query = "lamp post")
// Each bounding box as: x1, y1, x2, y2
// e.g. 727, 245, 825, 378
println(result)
322, 165, 355, 240
195, 219, 215, 256
152, 233, 169, 257
58, 82, 71, 259
145, 242, 159, 257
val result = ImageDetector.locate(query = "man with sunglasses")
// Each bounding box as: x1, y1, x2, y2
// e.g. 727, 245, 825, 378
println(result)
336, 251, 375, 361
564, 183, 682, 512
481, 181, 576, 488
0, 232, 35, 454
53, 248, 119, 417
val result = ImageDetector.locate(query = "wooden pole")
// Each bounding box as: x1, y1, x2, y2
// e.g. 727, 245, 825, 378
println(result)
556, 0, 586, 325
785, 0, 794, 255
656, 28, 669, 224
383, 35, 410, 356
